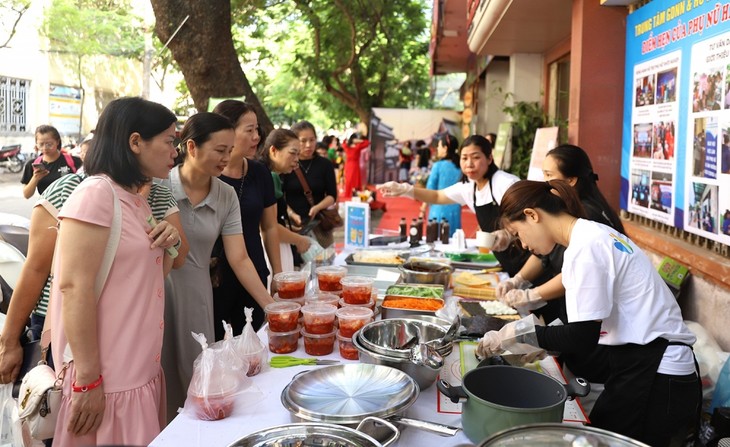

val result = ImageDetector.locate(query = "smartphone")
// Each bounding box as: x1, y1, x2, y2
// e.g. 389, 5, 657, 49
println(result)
32, 162, 48, 171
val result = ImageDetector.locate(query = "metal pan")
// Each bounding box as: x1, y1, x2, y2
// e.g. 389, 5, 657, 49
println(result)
281, 364, 418, 425
281, 364, 461, 437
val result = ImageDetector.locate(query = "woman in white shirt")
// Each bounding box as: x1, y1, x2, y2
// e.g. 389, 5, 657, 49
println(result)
378, 134, 529, 275
479, 179, 699, 446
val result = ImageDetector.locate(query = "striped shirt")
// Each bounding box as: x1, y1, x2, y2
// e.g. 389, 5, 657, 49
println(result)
32, 174, 178, 316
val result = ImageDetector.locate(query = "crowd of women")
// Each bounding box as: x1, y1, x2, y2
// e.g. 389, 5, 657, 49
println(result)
0, 95, 701, 447
0, 97, 344, 445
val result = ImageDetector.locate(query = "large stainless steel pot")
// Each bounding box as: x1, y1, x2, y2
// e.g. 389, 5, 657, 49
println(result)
352, 332, 443, 390
477, 423, 651, 446
398, 260, 453, 287
356, 318, 453, 359
227, 418, 399, 447
437, 365, 590, 443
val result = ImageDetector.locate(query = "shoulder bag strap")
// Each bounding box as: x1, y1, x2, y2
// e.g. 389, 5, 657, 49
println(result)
40, 176, 121, 362
293, 167, 316, 208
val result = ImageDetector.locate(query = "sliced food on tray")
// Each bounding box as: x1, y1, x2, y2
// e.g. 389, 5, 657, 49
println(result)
385, 283, 444, 299
453, 272, 499, 287
458, 300, 519, 321
352, 250, 405, 265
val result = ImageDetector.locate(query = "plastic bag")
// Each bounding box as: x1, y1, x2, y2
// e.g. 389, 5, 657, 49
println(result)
233, 308, 268, 376
184, 332, 250, 421
0, 383, 22, 447
685, 320, 728, 397
301, 239, 324, 264
711, 354, 730, 413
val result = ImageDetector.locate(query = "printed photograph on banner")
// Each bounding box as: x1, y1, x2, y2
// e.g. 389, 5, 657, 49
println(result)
633, 123, 653, 158
692, 67, 723, 112
635, 74, 656, 107
630, 169, 651, 209
692, 116, 718, 179
652, 121, 675, 160
721, 191, 730, 239
649, 171, 673, 215
687, 182, 719, 235
656, 68, 677, 104
722, 123, 730, 175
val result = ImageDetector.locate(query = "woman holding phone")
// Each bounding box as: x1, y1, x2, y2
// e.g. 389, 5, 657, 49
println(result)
21, 124, 82, 198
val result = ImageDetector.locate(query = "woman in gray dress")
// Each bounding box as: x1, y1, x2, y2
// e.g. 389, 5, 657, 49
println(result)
161, 113, 274, 420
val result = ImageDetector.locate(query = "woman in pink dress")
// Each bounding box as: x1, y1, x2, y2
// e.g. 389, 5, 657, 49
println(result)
49, 97, 181, 445
342, 133, 369, 196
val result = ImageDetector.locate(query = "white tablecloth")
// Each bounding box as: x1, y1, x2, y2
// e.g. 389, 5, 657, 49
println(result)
150, 331, 472, 447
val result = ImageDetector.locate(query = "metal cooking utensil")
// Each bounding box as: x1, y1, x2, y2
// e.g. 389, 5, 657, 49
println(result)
270, 356, 341, 368
388, 416, 461, 437
410, 342, 443, 370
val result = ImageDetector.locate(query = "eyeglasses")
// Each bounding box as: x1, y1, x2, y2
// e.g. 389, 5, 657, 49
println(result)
35, 142, 57, 149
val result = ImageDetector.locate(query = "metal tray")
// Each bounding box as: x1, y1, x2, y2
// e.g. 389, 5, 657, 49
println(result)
280, 364, 419, 425
345, 253, 403, 268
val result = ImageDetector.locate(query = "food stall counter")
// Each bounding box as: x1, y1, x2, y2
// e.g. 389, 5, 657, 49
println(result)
150, 330, 470, 446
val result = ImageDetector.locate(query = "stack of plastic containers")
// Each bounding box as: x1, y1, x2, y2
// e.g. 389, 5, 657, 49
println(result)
264, 301, 301, 354
300, 303, 337, 355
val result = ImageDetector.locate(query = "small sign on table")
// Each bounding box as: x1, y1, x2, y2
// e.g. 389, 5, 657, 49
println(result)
344, 201, 370, 250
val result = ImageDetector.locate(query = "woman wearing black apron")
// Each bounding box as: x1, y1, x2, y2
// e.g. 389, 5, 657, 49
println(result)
478, 180, 700, 446
377, 134, 530, 276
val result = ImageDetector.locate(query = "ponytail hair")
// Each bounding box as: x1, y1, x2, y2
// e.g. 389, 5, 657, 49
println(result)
547, 144, 624, 233
499, 180, 586, 226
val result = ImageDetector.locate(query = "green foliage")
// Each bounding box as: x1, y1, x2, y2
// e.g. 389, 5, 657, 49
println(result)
232, 0, 432, 129
42, 0, 144, 59
502, 99, 547, 180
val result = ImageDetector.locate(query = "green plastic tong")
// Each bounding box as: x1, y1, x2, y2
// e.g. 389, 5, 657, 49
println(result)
269, 356, 341, 368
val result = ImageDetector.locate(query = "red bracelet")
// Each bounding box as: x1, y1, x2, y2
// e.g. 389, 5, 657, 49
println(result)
72, 375, 103, 393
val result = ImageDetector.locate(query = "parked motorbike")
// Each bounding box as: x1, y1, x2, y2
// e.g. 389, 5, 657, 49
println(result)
0, 144, 24, 173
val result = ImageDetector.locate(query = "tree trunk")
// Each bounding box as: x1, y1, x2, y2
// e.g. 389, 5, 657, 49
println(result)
149, 0, 274, 134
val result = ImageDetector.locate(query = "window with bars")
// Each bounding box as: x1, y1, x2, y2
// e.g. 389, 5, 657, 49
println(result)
0, 76, 29, 133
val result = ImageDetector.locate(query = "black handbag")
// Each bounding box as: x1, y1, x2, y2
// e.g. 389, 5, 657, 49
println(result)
292, 167, 341, 248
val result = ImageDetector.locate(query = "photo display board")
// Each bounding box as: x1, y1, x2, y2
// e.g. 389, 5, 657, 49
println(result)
622, 0, 730, 244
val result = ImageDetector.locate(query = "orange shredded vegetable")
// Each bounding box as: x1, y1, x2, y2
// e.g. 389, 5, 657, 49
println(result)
382, 297, 444, 311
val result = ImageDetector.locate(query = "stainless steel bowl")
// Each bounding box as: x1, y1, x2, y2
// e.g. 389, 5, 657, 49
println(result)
356, 318, 453, 359
352, 332, 442, 390
398, 260, 453, 287
227, 418, 400, 447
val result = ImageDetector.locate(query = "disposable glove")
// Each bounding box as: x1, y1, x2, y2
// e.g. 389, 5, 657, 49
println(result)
491, 229, 513, 252
500, 287, 543, 308
476, 314, 545, 361
476, 331, 503, 359
376, 181, 415, 198
495, 274, 531, 299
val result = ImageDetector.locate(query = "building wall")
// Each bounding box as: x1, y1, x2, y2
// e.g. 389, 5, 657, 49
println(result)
478, 58, 510, 135
568, 0, 627, 212
508, 53, 544, 105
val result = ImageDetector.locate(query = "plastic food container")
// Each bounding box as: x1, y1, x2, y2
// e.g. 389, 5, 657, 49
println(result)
301, 303, 337, 334
315, 265, 348, 292
337, 332, 359, 360
274, 271, 308, 299
339, 297, 376, 313
335, 306, 373, 338
304, 292, 341, 308
301, 329, 336, 356
265, 301, 302, 332
266, 327, 300, 354
340, 276, 374, 304
190, 390, 236, 421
